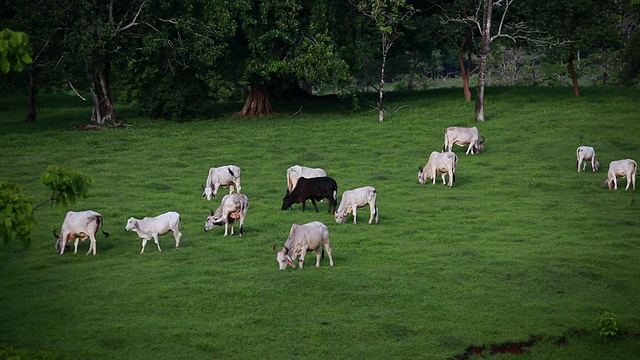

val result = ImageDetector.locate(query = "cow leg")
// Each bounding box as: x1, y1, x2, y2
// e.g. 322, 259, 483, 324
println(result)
441, 172, 446, 186
235, 179, 241, 193
230, 220, 235, 236
352, 207, 358, 225
625, 174, 631, 191
632, 172, 636, 190
315, 248, 322, 267
238, 216, 244, 237
229, 185, 235, 195
311, 199, 319, 213
368, 203, 375, 225
153, 234, 162, 252
614, 177, 618, 190
173, 228, 182, 249
87, 235, 97, 256
73, 239, 80, 254
140, 238, 148, 254
324, 243, 334, 267
302, 200, 306, 212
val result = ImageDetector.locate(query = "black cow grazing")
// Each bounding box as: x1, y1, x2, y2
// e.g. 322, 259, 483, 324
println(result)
281, 176, 338, 213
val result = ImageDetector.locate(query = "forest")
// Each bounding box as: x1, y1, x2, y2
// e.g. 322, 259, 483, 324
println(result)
2, 0, 640, 123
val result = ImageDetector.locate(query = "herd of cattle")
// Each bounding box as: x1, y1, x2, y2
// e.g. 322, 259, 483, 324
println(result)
53, 126, 636, 270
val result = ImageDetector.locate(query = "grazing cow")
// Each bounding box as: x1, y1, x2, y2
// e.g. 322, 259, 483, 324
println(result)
204, 193, 249, 236
125, 211, 182, 254
202, 165, 242, 200
334, 186, 379, 225
273, 221, 334, 270
286, 165, 327, 194
281, 176, 338, 213
443, 126, 485, 155
576, 146, 599, 172
54, 210, 109, 256
419, 151, 458, 188
604, 159, 637, 190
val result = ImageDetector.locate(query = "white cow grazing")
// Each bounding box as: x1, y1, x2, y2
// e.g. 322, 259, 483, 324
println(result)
273, 221, 334, 270
125, 211, 182, 254
604, 159, 637, 190
576, 146, 599, 172
202, 165, 242, 201
334, 186, 379, 225
443, 126, 485, 155
286, 165, 327, 194
54, 210, 109, 256
419, 151, 458, 188
204, 193, 249, 236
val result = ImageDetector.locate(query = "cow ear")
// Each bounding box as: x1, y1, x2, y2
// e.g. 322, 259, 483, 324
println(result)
284, 246, 290, 255
286, 256, 296, 268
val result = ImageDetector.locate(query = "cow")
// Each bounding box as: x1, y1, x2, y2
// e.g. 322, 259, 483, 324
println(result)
286, 165, 327, 195
334, 186, 379, 225
577, 146, 599, 172
125, 211, 182, 254
204, 193, 249, 236
419, 151, 458, 188
54, 210, 109, 256
604, 159, 637, 190
273, 221, 334, 270
281, 176, 338, 213
202, 165, 242, 201
442, 126, 485, 155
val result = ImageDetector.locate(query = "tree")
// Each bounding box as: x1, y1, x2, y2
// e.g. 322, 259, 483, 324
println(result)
356, 0, 415, 123
0, 166, 92, 249
0, 28, 32, 74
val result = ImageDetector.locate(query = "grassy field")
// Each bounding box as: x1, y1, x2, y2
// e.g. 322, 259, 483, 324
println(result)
1, 86, 639, 359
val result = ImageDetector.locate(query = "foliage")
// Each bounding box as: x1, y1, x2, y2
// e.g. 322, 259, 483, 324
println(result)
38, 166, 93, 213
595, 311, 619, 340
0, 182, 35, 248
621, 30, 640, 87
0, 28, 33, 73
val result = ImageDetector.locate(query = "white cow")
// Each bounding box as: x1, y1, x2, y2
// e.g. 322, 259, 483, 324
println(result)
204, 193, 249, 236
125, 211, 182, 254
286, 165, 327, 194
273, 221, 334, 270
419, 151, 458, 188
576, 146, 599, 172
443, 126, 485, 155
54, 210, 109, 256
334, 186, 379, 225
604, 159, 637, 190
202, 165, 242, 201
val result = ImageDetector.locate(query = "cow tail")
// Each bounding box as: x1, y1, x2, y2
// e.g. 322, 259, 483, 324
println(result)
97, 216, 110, 238
228, 167, 236, 178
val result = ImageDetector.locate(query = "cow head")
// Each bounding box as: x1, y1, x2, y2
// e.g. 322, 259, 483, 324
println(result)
334, 210, 348, 224
281, 196, 292, 210
594, 160, 600, 172
273, 244, 296, 270
204, 210, 224, 231
474, 136, 485, 153
202, 186, 216, 201
604, 178, 614, 189
125, 218, 138, 231
418, 166, 427, 185
53, 229, 65, 253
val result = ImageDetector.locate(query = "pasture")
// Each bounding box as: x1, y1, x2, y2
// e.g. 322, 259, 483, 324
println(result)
1, 87, 639, 359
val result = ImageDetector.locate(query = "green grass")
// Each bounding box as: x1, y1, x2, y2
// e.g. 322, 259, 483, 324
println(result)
1, 86, 639, 359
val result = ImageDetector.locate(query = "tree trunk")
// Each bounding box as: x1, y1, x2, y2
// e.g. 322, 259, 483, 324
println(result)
567, 50, 580, 97
475, 0, 492, 122
457, 33, 473, 101
407, 51, 418, 91
25, 71, 37, 122
235, 85, 277, 117
378, 50, 387, 123
91, 62, 116, 125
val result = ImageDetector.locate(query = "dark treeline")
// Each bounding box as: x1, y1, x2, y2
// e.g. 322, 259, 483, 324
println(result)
2, 0, 639, 122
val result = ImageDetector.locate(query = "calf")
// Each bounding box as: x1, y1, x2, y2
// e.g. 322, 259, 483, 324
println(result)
281, 176, 338, 213
442, 126, 485, 155
204, 193, 249, 236
577, 146, 599, 172
202, 165, 242, 200
286, 165, 327, 194
604, 159, 637, 190
419, 151, 458, 188
273, 221, 334, 270
334, 186, 379, 225
54, 210, 109, 256
125, 211, 182, 254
